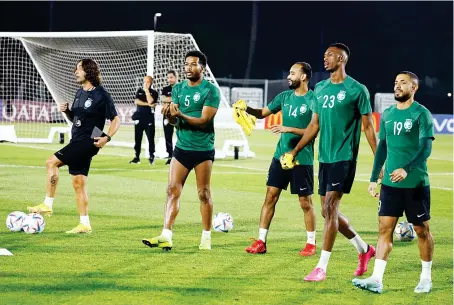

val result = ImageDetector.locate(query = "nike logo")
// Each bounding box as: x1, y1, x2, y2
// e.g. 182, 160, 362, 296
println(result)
332, 183, 340, 186
300, 187, 307, 191
56, 151, 63, 155
417, 213, 425, 218
385, 120, 392, 123
284, 104, 289, 106
317, 96, 322, 99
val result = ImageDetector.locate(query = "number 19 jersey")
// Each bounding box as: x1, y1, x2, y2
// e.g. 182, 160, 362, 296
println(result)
379, 101, 434, 188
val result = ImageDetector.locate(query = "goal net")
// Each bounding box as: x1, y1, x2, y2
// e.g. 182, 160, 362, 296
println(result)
0, 31, 254, 159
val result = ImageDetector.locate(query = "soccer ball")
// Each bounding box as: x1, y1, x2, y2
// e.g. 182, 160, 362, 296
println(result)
6, 211, 27, 232
394, 221, 416, 242
212, 212, 234, 233
22, 213, 46, 234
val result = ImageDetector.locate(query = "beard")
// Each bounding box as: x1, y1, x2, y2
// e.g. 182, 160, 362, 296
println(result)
395, 92, 411, 102
186, 70, 202, 82
288, 79, 301, 89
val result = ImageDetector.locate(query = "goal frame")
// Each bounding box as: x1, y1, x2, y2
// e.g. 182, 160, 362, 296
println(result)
0, 30, 255, 158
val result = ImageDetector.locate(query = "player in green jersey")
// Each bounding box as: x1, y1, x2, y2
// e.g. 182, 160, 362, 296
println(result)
285, 43, 379, 282
243, 62, 318, 256
353, 71, 435, 294
142, 50, 220, 251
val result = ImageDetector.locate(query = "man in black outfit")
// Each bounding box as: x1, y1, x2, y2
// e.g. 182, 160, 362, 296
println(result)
27, 58, 120, 234
161, 70, 178, 165
130, 75, 159, 165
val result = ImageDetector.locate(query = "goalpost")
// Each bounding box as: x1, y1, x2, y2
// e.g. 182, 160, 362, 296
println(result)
0, 30, 255, 159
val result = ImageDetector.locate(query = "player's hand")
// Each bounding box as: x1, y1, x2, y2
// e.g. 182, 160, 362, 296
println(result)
161, 102, 171, 116
390, 168, 407, 183
59, 102, 69, 112
280, 152, 299, 170
270, 125, 288, 134
94, 136, 108, 148
169, 103, 181, 117
232, 99, 247, 111
368, 182, 380, 198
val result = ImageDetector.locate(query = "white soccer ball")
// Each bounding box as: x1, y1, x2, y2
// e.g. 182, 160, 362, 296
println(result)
212, 212, 234, 233
22, 213, 46, 234
394, 221, 416, 242
6, 211, 27, 232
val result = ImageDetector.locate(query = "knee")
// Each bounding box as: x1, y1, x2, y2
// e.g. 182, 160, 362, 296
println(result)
414, 223, 430, 239
299, 197, 313, 212
264, 188, 280, 206
46, 157, 57, 169
72, 176, 86, 191
197, 187, 211, 203
322, 197, 338, 219
167, 184, 182, 199
378, 225, 395, 242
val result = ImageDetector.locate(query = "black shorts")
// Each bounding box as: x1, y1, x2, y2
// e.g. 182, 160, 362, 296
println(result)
318, 161, 357, 196
378, 184, 431, 224
266, 158, 314, 196
173, 147, 215, 171
54, 139, 100, 176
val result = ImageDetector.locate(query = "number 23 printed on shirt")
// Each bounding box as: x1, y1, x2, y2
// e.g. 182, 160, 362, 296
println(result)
322, 95, 336, 108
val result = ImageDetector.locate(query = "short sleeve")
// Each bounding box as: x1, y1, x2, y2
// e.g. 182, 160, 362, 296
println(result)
104, 90, 118, 121
204, 86, 221, 109
151, 89, 159, 103
357, 85, 372, 115
267, 92, 285, 114
171, 85, 180, 105
134, 89, 141, 99
419, 110, 435, 140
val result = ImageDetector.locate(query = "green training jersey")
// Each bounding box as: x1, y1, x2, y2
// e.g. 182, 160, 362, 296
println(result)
379, 101, 434, 188
171, 79, 220, 151
268, 90, 315, 165
313, 76, 372, 163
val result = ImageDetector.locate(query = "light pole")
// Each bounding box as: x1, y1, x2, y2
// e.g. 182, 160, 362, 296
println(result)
154, 13, 162, 31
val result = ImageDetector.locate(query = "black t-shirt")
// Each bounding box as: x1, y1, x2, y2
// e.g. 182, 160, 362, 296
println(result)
161, 85, 173, 98
135, 86, 159, 120
70, 86, 118, 142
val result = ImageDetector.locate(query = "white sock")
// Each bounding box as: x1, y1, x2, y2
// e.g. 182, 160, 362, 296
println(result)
161, 228, 173, 240
421, 260, 432, 281
316, 250, 331, 272
80, 215, 90, 226
307, 231, 316, 245
43, 196, 54, 209
258, 228, 268, 243
202, 230, 211, 239
349, 235, 369, 254
371, 259, 387, 283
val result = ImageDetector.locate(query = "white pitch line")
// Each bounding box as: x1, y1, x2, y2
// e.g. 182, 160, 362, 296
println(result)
0, 164, 264, 175
0, 143, 131, 157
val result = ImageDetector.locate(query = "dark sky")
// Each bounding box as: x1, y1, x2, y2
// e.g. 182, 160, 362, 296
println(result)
0, 1, 452, 112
